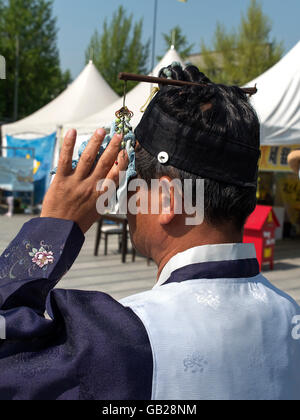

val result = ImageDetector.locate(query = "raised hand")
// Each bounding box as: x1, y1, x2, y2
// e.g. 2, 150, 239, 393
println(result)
41, 128, 128, 233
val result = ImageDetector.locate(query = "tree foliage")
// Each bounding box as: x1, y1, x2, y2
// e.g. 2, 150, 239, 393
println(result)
157, 25, 194, 60
0, 0, 71, 122
85, 6, 150, 96
200, 0, 284, 85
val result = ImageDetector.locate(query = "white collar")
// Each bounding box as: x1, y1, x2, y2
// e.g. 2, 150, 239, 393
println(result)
154, 243, 257, 288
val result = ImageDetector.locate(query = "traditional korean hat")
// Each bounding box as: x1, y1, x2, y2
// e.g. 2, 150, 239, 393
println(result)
121, 66, 260, 189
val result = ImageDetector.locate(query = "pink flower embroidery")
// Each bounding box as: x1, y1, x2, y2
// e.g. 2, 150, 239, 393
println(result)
29, 247, 54, 268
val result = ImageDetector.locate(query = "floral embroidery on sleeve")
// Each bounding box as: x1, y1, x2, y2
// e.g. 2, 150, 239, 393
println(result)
1, 240, 55, 280
29, 247, 54, 268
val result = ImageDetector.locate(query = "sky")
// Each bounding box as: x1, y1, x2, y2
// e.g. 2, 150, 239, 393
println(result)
52, 0, 300, 79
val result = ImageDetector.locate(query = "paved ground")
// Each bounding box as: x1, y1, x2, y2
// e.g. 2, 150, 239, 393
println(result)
1, 215, 300, 304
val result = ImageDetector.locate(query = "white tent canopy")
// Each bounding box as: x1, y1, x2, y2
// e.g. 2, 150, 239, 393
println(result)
66, 47, 185, 136
2, 61, 119, 137
246, 41, 300, 146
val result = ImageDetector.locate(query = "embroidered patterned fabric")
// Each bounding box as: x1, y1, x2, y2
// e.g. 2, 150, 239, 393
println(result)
121, 244, 300, 400
0, 218, 152, 400
0, 219, 300, 400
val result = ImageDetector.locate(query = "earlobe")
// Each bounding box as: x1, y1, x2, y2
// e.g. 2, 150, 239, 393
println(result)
159, 211, 175, 225
158, 176, 176, 226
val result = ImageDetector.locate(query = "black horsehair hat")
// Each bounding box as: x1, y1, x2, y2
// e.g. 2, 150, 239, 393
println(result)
119, 72, 260, 188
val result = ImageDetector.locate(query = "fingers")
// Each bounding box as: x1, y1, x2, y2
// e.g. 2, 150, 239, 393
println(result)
100, 149, 129, 192
92, 133, 123, 181
57, 129, 77, 177
75, 128, 106, 179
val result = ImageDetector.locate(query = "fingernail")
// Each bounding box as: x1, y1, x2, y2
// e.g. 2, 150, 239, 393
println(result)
66, 128, 76, 138
97, 128, 105, 136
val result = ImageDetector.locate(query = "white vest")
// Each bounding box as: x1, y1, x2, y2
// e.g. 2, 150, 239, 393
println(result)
121, 243, 300, 400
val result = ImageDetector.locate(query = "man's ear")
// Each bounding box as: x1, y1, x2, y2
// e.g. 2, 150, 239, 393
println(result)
157, 176, 179, 225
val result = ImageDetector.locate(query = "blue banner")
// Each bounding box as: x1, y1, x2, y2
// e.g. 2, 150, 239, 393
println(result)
6, 133, 56, 204
0, 157, 34, 192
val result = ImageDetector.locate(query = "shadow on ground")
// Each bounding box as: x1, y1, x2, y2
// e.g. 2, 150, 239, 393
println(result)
264, 262, 300, 272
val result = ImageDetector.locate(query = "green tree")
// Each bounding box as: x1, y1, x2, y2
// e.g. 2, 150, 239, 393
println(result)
0, 0, 71, 121
200, 0, 284, 85
158, 25, 194, 60
85, 6, 150, 96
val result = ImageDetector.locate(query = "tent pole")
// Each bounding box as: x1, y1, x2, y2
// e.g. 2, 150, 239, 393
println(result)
13, 35, 20, 121
151, 0, 158, 75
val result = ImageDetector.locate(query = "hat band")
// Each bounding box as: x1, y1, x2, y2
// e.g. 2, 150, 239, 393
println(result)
135, 101, 260, 188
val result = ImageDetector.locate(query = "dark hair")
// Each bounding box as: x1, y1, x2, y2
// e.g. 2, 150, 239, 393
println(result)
135, 64, 260, 231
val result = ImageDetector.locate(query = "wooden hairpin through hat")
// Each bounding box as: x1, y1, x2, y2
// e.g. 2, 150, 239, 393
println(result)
115, 72, 257, 154
118, 72, 258, 96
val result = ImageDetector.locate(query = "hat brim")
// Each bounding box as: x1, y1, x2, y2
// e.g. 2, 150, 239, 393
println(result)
288, 150, 300, 174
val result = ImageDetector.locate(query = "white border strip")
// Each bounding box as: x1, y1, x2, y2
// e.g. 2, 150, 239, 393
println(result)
155, 243, 257, 288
